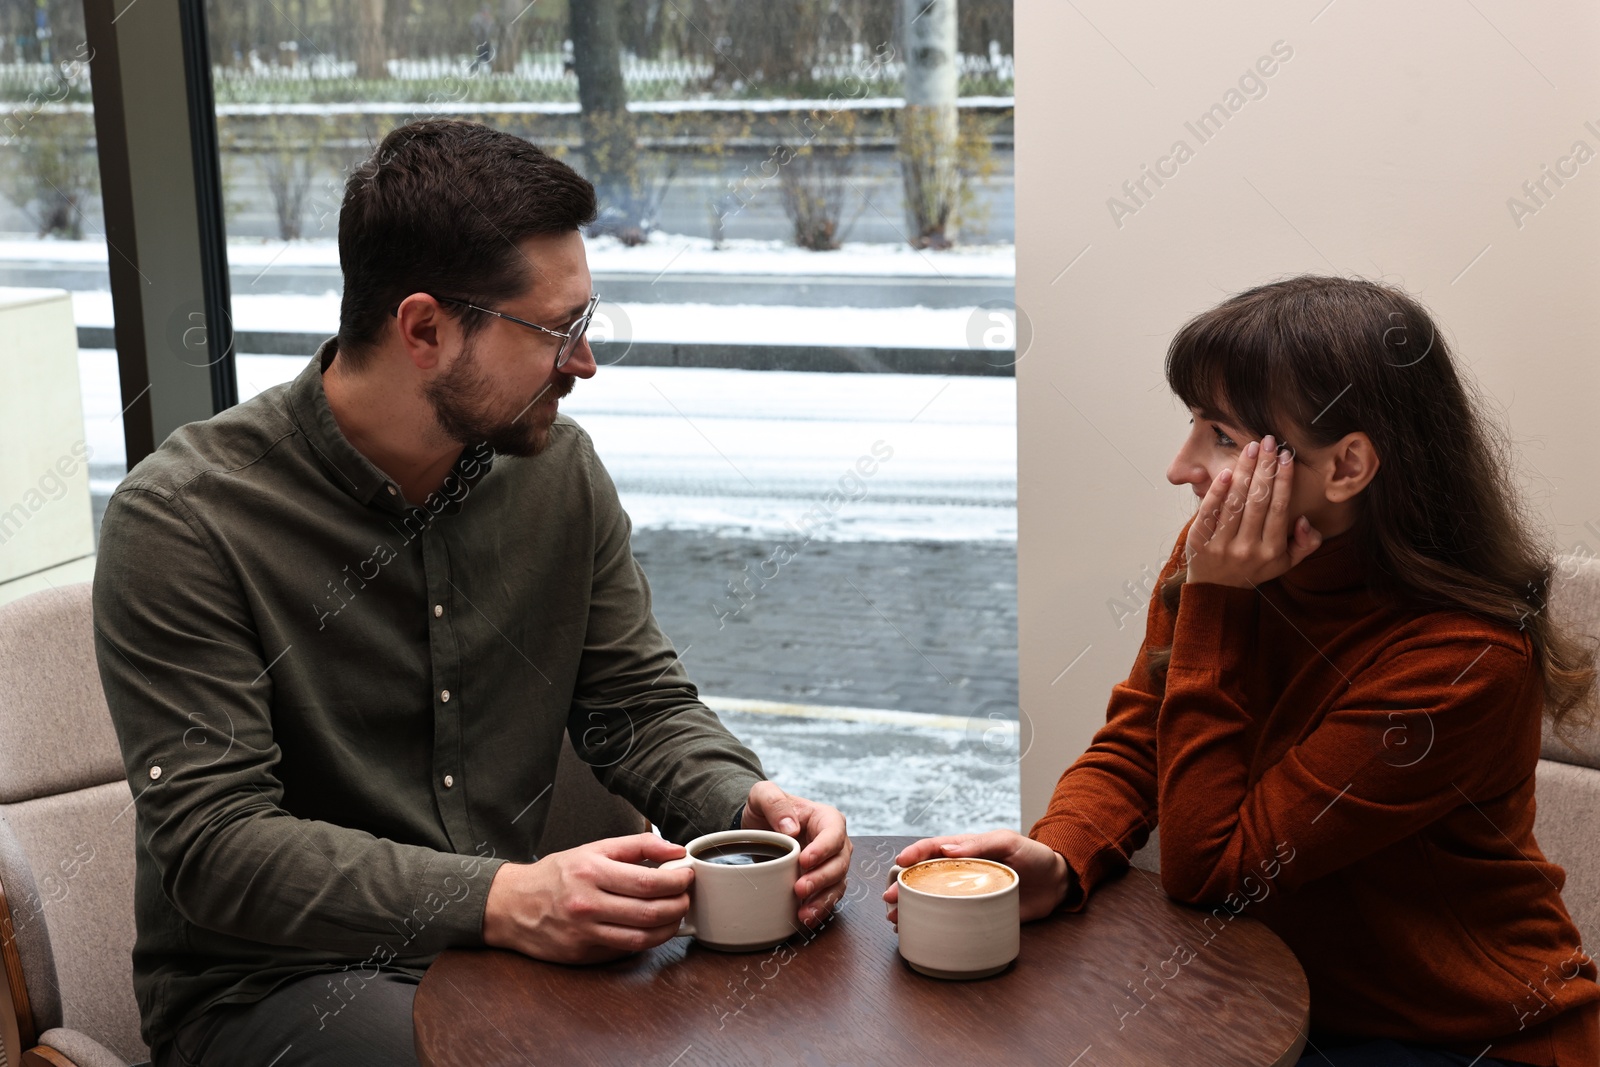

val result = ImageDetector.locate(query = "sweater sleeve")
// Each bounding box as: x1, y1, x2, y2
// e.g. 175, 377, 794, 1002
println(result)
1027, 527, 1190, 911
1155, 580, 1539, 906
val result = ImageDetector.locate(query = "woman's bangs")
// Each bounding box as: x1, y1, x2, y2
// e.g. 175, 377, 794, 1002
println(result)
1165, 312, 1283, 437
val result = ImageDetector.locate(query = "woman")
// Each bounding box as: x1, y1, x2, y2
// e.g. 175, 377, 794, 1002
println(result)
887, 276, 1600, 1066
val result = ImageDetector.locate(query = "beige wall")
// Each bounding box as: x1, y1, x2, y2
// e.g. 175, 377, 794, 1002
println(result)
1014, 0, 1600, 825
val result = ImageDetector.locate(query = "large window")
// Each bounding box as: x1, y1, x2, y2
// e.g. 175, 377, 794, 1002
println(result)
1, 0, 1019, 833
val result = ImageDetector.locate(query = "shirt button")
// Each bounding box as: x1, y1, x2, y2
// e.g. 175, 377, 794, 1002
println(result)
149, 765, 162, 781
440, 689, 451, 702
433, 604, 443, 618
386, 485, 397, 496
443, 774, 455, 789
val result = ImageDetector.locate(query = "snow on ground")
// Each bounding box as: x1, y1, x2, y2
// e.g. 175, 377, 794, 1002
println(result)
0, 233, 1015, 279
69, 291, 986, 351
718, 709, 1021, 835
610, 495, 1012, 543
80, 352, 1018, 543
0, 240, 109, 263
584, 233, 1014, 279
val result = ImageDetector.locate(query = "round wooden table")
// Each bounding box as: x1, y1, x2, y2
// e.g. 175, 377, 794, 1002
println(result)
415, 835, 1309, 1066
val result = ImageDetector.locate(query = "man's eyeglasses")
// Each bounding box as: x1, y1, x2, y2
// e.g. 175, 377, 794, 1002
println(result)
405, 293, 601, 369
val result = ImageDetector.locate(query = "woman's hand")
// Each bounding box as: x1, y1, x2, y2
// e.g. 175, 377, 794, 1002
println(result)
882, 830, 1073, 924
1186, 434, 1322, 589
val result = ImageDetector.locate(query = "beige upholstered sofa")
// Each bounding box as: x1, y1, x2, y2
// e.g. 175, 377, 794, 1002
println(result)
0, 582, 647, 1067
1537, 554, 1600, 976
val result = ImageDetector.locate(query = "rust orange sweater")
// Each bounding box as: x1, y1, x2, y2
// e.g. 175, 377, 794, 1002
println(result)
1030, 523, 1599, 1066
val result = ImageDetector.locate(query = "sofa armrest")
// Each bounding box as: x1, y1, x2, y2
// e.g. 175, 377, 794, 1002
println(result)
1, 963, 21, 1067
1, 868, 35, 1062
25, 1028, 132, 1067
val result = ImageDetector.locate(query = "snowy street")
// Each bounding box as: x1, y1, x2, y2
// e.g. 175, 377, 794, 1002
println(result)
80, 354, 1017, 543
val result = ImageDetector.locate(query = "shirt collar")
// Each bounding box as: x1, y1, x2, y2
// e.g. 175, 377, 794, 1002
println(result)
285, 337, 496, 517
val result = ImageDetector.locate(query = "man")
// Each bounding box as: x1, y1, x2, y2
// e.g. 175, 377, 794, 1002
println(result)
93, 118, 851, 1066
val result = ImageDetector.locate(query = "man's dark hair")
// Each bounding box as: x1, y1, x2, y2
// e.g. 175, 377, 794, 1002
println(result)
336, 119, 597, 370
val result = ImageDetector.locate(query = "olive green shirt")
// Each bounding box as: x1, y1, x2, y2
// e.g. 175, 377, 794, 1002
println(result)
92, 341, 766, 1050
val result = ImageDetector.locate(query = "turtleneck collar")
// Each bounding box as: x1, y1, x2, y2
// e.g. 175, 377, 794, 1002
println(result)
1275, 525, 1367, 594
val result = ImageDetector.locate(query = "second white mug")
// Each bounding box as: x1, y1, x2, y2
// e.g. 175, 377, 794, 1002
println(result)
888, 857, 1020, 979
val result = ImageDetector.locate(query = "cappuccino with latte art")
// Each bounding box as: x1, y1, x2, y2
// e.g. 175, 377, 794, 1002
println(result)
900, 858, 1016, 897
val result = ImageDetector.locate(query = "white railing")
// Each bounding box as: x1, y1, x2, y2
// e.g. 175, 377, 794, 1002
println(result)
2, 47, 1014, 101
207, 51, 719, 84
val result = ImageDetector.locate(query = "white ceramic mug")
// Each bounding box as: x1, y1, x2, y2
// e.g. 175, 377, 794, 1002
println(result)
887, 857, 1020, 979
660, 829, 801, 952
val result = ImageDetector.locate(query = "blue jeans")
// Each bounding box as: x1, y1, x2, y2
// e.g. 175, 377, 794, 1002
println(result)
1298, 1038, 1520, 1066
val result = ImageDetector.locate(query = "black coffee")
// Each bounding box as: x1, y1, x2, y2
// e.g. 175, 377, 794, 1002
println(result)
694, 842, 790, 866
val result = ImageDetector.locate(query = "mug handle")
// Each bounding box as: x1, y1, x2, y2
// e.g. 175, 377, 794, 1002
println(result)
885, 864, 905, 919
661, 856, 696, 937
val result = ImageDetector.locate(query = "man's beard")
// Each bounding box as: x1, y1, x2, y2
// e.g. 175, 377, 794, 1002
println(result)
424, 336, 575, 457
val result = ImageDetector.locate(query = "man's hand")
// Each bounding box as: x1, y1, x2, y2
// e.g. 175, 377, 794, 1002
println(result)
883, 830, 1072, 924
1185, 434, 1322, 589
741, 781, 851, 927
482, 833, 693, 965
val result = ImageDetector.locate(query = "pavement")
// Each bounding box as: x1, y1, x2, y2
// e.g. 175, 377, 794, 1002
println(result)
634, 531, 1017, 718
637, 527, 1022, 837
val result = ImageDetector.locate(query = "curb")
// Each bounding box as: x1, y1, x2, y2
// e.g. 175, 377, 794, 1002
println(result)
703, 695, 1017, 734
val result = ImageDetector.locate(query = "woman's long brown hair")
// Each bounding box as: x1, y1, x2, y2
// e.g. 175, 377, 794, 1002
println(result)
1147, 275, 1596, 736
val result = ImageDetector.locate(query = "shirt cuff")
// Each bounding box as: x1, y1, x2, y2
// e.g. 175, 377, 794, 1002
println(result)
421, 848, 507, 949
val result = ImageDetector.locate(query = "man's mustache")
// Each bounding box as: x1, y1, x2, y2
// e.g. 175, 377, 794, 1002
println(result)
512, 374, 576, 424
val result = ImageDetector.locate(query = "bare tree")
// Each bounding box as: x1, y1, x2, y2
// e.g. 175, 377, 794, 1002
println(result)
259, 116, 324, 240
570, 0, 649, 242
899, 0, 960, 249
0, 111, 99, 239
490, 0, 524, 73
777, 111, 863, 250
678, 0, 884, 92
356, 0, 388, 80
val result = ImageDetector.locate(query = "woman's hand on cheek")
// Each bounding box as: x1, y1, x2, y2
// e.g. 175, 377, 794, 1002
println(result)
1185, 434, 1323, 589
